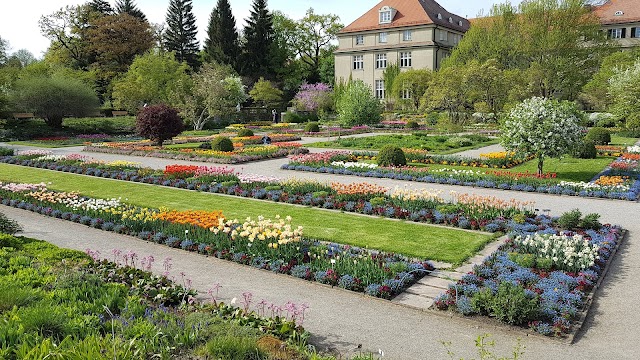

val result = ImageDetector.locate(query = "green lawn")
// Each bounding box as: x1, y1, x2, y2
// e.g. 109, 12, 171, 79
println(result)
6, 141, 85, 148
307, 133, 499, 154
610, 135, 639, 147
0, 164, 495, 265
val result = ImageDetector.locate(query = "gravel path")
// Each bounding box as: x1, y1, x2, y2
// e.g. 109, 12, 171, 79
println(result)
1, 139, 639, 359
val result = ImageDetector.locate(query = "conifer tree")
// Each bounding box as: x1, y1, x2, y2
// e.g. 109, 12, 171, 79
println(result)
241, 0, 274, 80
203, 0, 239, 70
164, 0, 199, 69
88, 0, 113, 16
115, 0, 147, 22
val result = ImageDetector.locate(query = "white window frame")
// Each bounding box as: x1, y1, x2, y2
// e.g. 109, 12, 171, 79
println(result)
376, 53, 387, 69
375, 80, 385, 99
439, 30, 447, 41
353, 55, 364, 70
378, 32, 388, 43
611, 28, 623, 39
400, 52, 412, 68
380, 11, 392, 24
403, 29, 412, 41
634, 27, 640, 38
401, 87, 411, 100
355, 35, 364, 45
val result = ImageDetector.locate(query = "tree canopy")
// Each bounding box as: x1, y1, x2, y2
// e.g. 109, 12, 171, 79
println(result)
164, 0, 199, 69
241, 0, 275, 81
204, 0, 239, 70
115, 0, 147, 22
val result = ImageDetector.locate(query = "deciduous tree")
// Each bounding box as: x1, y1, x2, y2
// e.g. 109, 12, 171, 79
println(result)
336, 80, 382, 126
391, 69, 433, 111
608, 60, 640, 129
249, 77, 283, 108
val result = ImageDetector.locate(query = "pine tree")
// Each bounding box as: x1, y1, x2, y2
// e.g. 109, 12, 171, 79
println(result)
241, 0, 274, 80
88, 0, 113, 16
203, 0, 239, 70
115, 0, 147, 22
164, 0, 200, 69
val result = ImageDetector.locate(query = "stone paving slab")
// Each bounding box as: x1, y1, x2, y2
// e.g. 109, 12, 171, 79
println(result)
416, 276, 453, 289
403, 283, 447, 298
391, 292, 433, 310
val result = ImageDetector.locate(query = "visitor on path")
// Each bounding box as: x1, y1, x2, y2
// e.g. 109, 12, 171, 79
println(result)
262, 135, 272, 144
272, 109, 278, 123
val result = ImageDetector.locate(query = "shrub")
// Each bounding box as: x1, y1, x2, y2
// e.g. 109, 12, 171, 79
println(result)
377, 145, 406, 166
211, 136, 234, 152
585, 127, 611, 145
136, 104, 184, 146
0, 147, 14, 156
444, 137, 473, 148
406, 120, 419, 129
236, 128, 254, 137
336, 80, 382, 126
489, 282, 539, 325
304, 122, 320, 133
557, 209, 582, 230
0, 212, 22, 235
580, 213, 602, 230
572, 140, 597, 159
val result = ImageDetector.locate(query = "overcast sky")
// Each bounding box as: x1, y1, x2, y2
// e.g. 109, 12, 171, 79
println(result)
0, 0, 507, 58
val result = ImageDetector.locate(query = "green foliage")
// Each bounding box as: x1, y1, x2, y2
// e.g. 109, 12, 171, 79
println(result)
572, 140, 597, 159
241, 0, 275, 80
581, 213, 602, 230
489, 282, 539, 325
136, 104, 184, 145
283, 111, 318, 123
442, 334, 525, 360
211, 136, 234, 152
501, 97, 584, 174
508, 252, 536, 268
581, 49, 640, 111
200, 325, 266, 359
236, 128, 254, 137
471, 288, 494, 315
336, 80, 382, 126
585, 127, 611, 145
304, 122, 320, 133
0, 147, 14, 156
11, 75, 99, 128
0, 212, 22, 235
405, 120, 419, 129
115, 0, 147, 21
204, 0, 240, 69
112, 51, 192, 113
608, 60, 640, 129
163, 0, 200, 69
249, 77, 283, 108
556, 209, 583, 230
377, 145, 406, 167
382, 62, 400, 101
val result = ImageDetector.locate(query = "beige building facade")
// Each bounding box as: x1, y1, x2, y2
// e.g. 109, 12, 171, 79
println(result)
594, 0, 640, 49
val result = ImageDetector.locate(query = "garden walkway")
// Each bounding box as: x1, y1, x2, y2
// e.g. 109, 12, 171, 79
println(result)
1, 140, 639, 359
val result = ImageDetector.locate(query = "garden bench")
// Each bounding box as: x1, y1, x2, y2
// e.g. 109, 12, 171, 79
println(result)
12, 112, 35, 120
112, 110, 129, 117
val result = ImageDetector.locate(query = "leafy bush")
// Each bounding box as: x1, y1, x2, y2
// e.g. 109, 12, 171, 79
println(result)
0, 147, 14, 156
585, 127, 611, 145
489, 282, 539, 325
304, 122, 320, 133
572, 140, 597, 159
377, 145, 406, 166
444, 137, 473, 148
136, 104, 184, 146
0, 212, 22, 234
236, 128, 254, 137
580, 213, 602, 230
211, 136, 234, 152
282, 111, 318, 123
336, 80, 382, 126
406, 120, 419, 129
556, 209, 582, 230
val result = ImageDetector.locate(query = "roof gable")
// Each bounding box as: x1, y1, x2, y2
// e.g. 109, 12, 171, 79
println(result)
592, 0, 640, 25
339, 0, 470, 34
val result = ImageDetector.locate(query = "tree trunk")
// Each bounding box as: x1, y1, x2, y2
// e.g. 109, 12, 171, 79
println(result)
45, 115, 64, 129
537, 155, 544, 175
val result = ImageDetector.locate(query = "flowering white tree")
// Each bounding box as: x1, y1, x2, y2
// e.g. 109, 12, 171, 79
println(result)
608, 60, 640, 130
500, 97, 584, 175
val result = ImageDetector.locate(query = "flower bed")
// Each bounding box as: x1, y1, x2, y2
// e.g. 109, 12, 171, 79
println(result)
282, 152, 640, 201
0, 182, 435, 299
350, 150, 533, 169
1, 154, 539, 233
434, 222, 623, 338
83, 141, 309, 164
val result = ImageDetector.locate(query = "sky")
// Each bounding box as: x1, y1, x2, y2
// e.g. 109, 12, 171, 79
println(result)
0, 0, 506, 58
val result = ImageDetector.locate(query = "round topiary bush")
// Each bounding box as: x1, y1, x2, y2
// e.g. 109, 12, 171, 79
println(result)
211, 136, 234, 152
573, 140, 597, 159
585, 127, 611, 145
304, 122, 320, 133
236, 128, 254, 137
377, 145, 406, 167
406, 120, 420, 129
136, 104, 184, 146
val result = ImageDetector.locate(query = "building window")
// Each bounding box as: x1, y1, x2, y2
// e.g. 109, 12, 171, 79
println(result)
437, 13, 442, 20
353, 55, 364, 70
633, 27, 640, 38
439, 30, 447, 41
376, 53, 387, 69
401, 88, 411, 100
375, 80, 385, 99
400, 52, 412, 67
403, 30, 412, 41
610, 28, 623, 39
379, 32, 388, 43
448, 17, 453, 23
380, 11, 392, 24
614, 10, 624, 16
458, 20, 463, 26
355, 35, 364, 45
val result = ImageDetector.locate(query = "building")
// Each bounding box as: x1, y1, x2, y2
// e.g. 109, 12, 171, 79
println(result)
593, 0, 640, 49
334, 0, 470, 99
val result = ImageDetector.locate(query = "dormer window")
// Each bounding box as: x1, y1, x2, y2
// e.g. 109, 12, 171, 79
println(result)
614, 10, 623, 16
437, 13, 442, 20
449, 17, 453, 23
458, 20, 463, 26
379, 6, 396, 24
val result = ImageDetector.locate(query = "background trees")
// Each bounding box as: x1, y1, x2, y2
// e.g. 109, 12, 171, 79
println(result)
203, 0, 239, 70
163, 0, 199, 69
608, 60, 640, 130
241, 0, 275, 81
249, 77, 283, 109
336, 80, 381, 126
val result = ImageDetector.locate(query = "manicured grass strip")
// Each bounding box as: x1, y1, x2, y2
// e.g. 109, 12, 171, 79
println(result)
610, 135, 639, 147
508, 156, 613, 182
0, 164, 494, 264
7, 141, 85, 148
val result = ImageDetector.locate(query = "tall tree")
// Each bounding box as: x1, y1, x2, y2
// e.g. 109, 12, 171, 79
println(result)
204, 0, 239, 69
88, 0, 113, 16
164, 0, 199, 69
115, 0, 147, 22
241, 0, 275, 81
39, 5, 95, 70
0, 36, 8, 66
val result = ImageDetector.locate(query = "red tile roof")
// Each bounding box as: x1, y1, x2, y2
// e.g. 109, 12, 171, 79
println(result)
593, 0, 640, 25
339, 0, 470, 34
